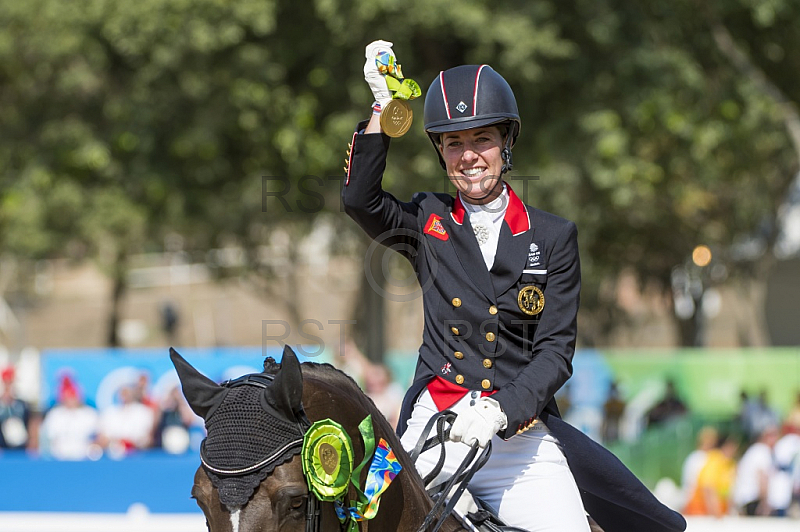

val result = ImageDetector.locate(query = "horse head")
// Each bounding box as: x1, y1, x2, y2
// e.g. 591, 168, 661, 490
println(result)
172, 345, 333, 531
171, 346, 458, 532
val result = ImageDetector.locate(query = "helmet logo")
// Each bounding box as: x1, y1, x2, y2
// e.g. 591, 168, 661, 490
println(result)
456, 101, 468, 114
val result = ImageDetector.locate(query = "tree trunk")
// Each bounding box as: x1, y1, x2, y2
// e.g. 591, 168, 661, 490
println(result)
106, 251, 127, 347
354, 239, 386, 364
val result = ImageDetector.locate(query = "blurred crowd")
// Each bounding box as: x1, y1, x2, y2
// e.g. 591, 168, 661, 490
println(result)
4, 352, 800, 522
588, 377, 800, 519
678, 392, 800, 519
0, 365, 201, 460
0, 341, 404, 461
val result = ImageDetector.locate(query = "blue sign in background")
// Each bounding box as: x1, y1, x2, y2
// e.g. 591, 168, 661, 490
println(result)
0, 450, 203, 513
39, 345, 329, 410
0, 345, 331, 513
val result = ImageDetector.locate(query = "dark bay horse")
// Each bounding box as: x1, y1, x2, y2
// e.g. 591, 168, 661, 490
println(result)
171, 346, 463, 532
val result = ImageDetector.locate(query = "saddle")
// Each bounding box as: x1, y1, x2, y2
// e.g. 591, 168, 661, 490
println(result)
454, 494, 528, 532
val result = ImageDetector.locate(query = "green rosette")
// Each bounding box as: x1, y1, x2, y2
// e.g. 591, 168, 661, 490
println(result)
301, 419, 354, 501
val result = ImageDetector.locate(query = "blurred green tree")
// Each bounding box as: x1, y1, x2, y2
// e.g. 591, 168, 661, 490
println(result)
0, 0, 797, 348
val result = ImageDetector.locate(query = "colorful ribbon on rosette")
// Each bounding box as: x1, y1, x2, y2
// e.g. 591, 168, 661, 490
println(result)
301, 415, 402, 531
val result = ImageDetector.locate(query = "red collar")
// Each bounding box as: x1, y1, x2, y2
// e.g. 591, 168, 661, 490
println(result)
450, 184, 530, 236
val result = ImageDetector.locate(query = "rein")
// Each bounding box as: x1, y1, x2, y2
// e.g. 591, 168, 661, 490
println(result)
408, 411, 492, 532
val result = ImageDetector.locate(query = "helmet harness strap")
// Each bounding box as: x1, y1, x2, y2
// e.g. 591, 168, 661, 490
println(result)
499, 121, 516, 175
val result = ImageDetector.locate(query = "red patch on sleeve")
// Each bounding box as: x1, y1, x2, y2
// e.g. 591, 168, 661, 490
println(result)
424, 214, 448, 241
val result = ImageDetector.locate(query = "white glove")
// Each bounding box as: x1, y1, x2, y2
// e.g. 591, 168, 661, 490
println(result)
450, 397, 508, 448
363, 40, 395, 110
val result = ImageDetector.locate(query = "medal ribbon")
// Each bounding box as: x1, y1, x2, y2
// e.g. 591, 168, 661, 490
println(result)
375, 52, 421, 101
329, 416, 403, 531
301, 416, 403, 530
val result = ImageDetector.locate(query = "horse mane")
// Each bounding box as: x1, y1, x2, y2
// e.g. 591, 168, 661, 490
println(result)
299, 361, 394, 426
264, 357, 401, 443
298, 361, 418, 468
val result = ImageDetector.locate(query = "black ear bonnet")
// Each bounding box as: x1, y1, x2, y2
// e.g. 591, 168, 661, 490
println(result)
170, 346, 310, 508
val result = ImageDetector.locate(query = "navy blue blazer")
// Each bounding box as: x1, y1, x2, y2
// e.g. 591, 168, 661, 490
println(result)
343, 130, 577, 439
342, 127, 686, 532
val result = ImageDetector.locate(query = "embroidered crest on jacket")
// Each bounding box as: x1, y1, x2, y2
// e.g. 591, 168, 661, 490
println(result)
424, 214, 449, 241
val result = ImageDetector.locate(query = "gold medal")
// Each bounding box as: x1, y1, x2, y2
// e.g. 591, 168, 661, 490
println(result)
380, 99, 413, 137
318, 442, 339, 475
518, 286, 545, 316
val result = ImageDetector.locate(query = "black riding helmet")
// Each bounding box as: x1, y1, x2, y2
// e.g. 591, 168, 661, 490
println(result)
424, 65, 521, 173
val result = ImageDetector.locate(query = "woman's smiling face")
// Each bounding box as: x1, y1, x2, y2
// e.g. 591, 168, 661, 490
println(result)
439, 126, 505, 204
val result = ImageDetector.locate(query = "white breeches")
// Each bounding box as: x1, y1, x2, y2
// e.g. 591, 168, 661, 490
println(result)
400, 390, 590, 532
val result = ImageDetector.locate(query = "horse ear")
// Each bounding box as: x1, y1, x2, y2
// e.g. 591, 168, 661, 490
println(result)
170, 347, 228, 420
262, 344, 303, 417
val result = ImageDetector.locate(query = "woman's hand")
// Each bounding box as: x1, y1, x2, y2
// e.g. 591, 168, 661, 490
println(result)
450, 397, 508, 448
363, 40, 395, 111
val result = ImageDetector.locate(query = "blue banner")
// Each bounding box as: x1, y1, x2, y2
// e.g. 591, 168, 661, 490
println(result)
40, 345, 328, 410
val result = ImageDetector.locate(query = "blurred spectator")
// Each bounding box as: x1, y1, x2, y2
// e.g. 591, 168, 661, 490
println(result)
363, 363, 403, 429
768, 430, 800, 517
0, 366, 33, 450
737, 390, 759, 441
646, 379, 687, 428
602, 381, 626, 444
782, 391, 800, 435
335, 337, 370, 388
681, 425, 719, 507
333, 338, 404, 428
96, 385, 155, 456
155, 385, 196, 454
749, 390, 781, 443
732, 424, 780, 516
683, 433, 739, 517
40, 375, 99, 460
132, 371, 156, 409
160, 300, 180, 344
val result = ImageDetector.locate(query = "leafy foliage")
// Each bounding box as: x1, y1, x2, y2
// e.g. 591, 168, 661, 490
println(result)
0, 0, 798, 345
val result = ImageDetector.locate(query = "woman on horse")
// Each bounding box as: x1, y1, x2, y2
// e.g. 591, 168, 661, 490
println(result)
343, 41, 686, 532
